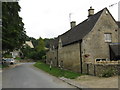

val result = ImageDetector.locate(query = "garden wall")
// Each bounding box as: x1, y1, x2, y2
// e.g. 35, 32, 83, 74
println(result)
83, 63, 120, 77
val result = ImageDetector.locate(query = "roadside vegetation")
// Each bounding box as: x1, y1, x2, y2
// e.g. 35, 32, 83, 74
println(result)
2, 2, 26, 52
2, 3, 52, 62
101, 68, 116, 77
34, 61, 81, 79
20, 37, 53, 61
1, 64, 9, 69
15, 57, 21, 60
0, 65, 1, 68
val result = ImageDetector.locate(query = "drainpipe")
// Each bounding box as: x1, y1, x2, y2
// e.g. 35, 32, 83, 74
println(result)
57, 47, 59, 67
109, 45, 112, 60
108, 42, 111, 60
79, 40, 83, 74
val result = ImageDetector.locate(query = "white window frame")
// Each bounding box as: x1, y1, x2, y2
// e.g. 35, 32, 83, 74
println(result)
104, 33, 112, 42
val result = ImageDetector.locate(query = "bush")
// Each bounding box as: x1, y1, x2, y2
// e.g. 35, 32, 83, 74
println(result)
15, 57, 21, 60
21, 45, 46, 60
2, 64, 9, 68
101, 68, 115, 77
3, 52, 12, 58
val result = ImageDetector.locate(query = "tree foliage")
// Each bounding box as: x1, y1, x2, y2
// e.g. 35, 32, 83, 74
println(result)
21, 37, 46, 60
36, 37, 45, 52
20, 37, 53, 60
44, 38, 53, 48
2, 2, 26, 51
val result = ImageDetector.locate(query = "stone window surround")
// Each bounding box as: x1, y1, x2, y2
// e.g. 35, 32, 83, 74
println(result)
104, 33, 112, 43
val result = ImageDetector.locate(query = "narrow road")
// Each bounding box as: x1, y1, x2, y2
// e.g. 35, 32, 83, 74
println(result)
2, 63, 76, 88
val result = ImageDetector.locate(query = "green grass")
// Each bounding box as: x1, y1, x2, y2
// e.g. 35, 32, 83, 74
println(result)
0, 64, 2, 68
1, 64, 9, 68
15, 57, 22, 60
34, 61, 81, 79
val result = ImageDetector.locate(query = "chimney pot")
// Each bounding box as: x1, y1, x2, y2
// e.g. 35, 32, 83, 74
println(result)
88, 6, 94, 17
70, 21, 76, 28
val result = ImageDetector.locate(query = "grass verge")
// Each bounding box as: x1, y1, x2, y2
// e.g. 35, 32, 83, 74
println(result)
0, 64, 2, 68
15, 57, 22, 61
34, 61, 81, 79
1, 64, 9, 68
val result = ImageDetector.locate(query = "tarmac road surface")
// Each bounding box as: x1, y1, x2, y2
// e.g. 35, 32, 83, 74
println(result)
2, 63, 76, 88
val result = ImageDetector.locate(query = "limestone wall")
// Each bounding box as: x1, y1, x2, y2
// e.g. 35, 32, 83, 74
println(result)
46, 50, 58, 66
83, 63, 119, 76
58, 43, 81, 73
82, 9, 118, 63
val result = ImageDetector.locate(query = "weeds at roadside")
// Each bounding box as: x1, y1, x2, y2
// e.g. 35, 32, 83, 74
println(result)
34, 61, 81, 79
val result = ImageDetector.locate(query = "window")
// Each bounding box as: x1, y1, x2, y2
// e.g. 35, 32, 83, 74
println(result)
104, 33, 112, 42
95, 58, 106, 62
105, 11, 108, 15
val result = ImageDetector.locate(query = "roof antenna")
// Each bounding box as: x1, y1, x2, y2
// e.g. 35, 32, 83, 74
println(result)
69, 13, 72, 23
109, 2, 118, 7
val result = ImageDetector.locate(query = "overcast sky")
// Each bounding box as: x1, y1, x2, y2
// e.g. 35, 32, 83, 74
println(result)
19, 0, 119, 39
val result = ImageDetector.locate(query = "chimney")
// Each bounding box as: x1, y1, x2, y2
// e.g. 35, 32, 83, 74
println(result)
70, 21, 76, 28
88, 6, 94, 17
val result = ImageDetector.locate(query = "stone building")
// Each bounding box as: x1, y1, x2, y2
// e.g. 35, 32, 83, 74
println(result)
11, 41, 34, 58
46, 7, 119, 75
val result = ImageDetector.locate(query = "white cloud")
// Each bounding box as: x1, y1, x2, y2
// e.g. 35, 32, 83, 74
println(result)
19, 0, 119, 39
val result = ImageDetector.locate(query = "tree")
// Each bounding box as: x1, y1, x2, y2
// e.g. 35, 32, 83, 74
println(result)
21, 37, 46, 60
2, 2, 27, 52
36, 37, 45, 52
44, 38, 53, 48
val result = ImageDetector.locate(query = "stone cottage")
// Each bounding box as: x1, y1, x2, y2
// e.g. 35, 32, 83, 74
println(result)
46, 7, 119, 75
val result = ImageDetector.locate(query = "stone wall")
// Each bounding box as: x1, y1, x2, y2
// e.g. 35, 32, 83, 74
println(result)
46, 8, 119, 76
83, 62, 119, 76
46, 49, 58, 66
82, 9, 118, 63
58, 43, 81, 73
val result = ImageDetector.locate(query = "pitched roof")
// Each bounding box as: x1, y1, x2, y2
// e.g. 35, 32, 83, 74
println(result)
117, 21, 120, 28
51, 8, 105, 48
51, 38, 58, 49
25, 41, 34, 48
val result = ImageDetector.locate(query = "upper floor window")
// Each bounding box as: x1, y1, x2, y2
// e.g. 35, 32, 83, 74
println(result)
104, 33, 112, 42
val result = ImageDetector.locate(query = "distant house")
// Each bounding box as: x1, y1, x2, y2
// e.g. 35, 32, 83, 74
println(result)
11, 41, 34, 58
46, 7, 119, 75
25, 41, 34, 48
11, 49, 20, 58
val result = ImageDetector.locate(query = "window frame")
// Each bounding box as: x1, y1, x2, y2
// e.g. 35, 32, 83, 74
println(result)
104, 33, 112, 43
